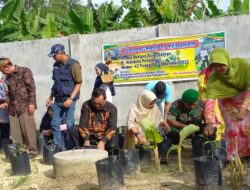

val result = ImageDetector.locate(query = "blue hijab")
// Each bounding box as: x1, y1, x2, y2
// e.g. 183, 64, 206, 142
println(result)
94, 63, 115, 96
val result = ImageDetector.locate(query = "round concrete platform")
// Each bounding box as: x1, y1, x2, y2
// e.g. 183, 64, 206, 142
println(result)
53, 149, 108, 181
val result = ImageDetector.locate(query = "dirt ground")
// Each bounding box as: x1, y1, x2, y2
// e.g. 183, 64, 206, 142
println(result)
0, 144, 250, 190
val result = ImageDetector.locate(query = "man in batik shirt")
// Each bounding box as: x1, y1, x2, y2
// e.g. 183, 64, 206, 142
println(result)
0, 57, 38, 158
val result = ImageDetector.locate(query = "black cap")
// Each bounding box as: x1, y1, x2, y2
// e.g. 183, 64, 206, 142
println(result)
154, 81, 166, 99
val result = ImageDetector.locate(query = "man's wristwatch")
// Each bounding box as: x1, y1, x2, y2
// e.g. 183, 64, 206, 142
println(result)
70, 96, 74, 100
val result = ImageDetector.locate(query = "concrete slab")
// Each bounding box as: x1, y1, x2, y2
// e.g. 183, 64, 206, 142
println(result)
53, 149, 108, 182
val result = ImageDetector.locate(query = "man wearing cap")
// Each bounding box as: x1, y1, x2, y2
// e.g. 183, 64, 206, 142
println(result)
167, 89, 204, 144
0, 57, 38, 158
46, 44, 82, 150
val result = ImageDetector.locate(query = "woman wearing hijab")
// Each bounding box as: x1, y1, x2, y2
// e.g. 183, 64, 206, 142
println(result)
94, 63, 115, 103
204, 48, 250, 160
124, 90, 170, 160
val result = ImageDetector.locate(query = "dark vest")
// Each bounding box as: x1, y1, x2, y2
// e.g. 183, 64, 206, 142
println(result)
52, 58, 79, 102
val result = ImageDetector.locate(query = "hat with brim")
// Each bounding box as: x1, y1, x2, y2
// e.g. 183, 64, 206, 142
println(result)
182, 89, 198, 104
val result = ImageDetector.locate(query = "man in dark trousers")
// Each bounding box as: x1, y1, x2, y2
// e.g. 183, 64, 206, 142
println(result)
46, 44, 82, 151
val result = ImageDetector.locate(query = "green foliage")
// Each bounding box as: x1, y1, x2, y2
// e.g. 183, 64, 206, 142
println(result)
149, 0, 203, 22
147, 0, 164, 24
54, 14, 73, 35
122, 0, 154, 28
0, 0, 41, 42
0, 0, 249, 42
242, 0, 249, 13
91, 2, 127, 32
228, 0, 249, 14
167, 124, 200, 173
69, 7, 94, 34
31, 159, 39, 174
229, 0, 242, 13
140, 118, 163, 171
208, 0, 221, 16
140, 118, 163, 149
227, 159, 244, 190
11, 176, 30, 189
0, 0, 25, 22
42, 13, 57, 38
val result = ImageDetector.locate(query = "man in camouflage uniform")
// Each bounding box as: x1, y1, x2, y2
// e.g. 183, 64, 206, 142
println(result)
167, 89, 204, 144
0, 57, 38, 158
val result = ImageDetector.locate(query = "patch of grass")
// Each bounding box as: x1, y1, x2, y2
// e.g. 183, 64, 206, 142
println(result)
31, 160, 39, 174
11, 176, 30, 189
227, 160, 244, 190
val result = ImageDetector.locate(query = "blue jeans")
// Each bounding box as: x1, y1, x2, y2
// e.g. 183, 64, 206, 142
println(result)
51, 101, 76, 148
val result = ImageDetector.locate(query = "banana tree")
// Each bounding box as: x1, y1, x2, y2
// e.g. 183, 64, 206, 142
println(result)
54, 14, 74, 36
147, 0, 203, 23
206, 0, 249, 17
140, 118, 163, 171
41, 13, 57, 38
0, 0, 24, 41
89, 1, 128, 32
228, 0, 249, 14
0, 0, 41, 41
167, 124, 200, 173
0, 0, 24, 22
122, 0, 154, 28
68, 7, 94, 34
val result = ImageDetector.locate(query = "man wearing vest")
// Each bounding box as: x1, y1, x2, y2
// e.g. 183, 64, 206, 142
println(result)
46, 44, 82, 151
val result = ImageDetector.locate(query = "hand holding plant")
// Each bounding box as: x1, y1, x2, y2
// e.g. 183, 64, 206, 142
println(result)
136, 134, 148, 145
204, 124, 215, 137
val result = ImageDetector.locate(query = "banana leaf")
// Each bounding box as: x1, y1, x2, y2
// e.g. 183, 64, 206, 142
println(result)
42, 13, 57, 38
167, 124, 200, 173
140, 118, 163, 148
140, 118, 163, 171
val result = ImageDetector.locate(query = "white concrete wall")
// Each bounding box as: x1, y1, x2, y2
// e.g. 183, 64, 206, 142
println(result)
0, 37, 70, 125
0, 15, 250, 126
79, 27, 157, 126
